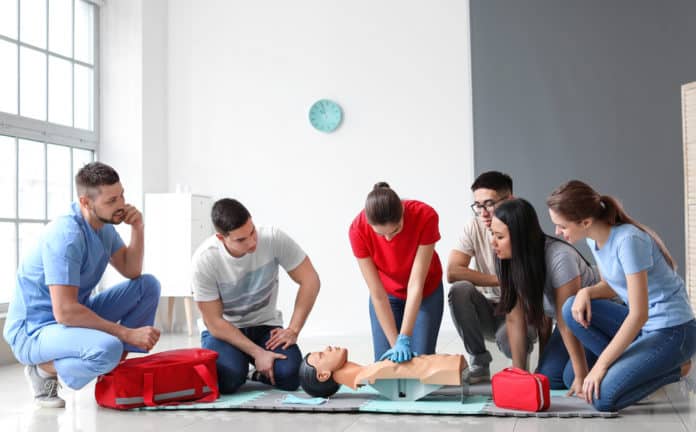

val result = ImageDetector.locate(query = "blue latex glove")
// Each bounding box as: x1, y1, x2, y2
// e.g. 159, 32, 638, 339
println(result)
379, 334, 416, 363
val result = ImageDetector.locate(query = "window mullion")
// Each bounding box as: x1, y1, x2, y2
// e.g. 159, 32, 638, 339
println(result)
43, 141, 47, 220
16, 0, 20, 115
45, 0, 49, 122
71, 0, 75, 127
14, 137, 19, 285
69, 147, 73, 200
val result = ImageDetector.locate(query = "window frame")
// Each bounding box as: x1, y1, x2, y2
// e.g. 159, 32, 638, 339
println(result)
0, 0, 100, 313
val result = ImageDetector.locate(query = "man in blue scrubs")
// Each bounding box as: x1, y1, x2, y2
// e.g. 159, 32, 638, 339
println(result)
3, 162, 161, 408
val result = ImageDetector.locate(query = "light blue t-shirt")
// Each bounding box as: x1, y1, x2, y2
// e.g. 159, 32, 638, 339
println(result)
588, 224, 693, 331
3, 202, 125, 344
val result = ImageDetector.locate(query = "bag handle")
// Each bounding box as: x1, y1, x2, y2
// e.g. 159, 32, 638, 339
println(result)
501, 367, 532, 376
193, 364, 219, 403
143, 373, 155, 406
141, 365, 218, 407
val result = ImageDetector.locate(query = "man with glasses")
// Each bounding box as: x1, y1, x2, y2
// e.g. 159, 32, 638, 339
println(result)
447, 171, 536, 383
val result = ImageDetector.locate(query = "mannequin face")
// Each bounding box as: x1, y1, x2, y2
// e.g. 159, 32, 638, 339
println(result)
307, 346, 349, 382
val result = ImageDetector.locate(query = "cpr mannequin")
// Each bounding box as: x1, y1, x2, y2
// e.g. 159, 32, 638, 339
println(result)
299, 346, 467, 401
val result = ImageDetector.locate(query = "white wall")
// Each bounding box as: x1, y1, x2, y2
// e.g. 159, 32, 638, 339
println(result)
100, 0, 170, 291
166, 1, 475, 336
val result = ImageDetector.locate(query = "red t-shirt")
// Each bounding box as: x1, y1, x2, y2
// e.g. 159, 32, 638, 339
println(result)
349, 200, 443, 300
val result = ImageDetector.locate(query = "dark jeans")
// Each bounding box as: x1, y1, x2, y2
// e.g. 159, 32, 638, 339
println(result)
369, 283, 444, 361
536, 326, 598, 389
448, 281, 536, 367
201, 325, 302, 394
562, 296, 696, 411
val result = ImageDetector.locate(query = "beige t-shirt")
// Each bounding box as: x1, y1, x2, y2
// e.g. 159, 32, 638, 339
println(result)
454, 217, 501, 302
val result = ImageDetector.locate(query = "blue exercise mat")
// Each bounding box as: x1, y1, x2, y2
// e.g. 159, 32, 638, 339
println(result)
131, 383, 616, 417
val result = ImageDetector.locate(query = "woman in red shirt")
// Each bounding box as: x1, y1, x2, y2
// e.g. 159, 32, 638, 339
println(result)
349, 182, 444, 362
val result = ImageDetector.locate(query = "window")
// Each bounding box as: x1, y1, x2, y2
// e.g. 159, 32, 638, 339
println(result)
0, 0, 98, 308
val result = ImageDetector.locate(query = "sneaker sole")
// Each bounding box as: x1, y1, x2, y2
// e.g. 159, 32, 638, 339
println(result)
35, 398, 66, 409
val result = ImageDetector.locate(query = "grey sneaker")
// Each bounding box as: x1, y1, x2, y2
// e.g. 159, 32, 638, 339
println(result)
24, 365, 65, 408
467, 364, 491, 384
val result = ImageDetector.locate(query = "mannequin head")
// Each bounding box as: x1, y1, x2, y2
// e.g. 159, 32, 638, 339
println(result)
298, 346, 348, 397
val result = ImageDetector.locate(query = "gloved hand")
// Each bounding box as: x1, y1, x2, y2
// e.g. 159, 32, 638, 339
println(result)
379, 334, 416, 363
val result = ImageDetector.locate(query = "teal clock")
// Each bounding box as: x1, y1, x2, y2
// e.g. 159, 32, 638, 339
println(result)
309, 99, 343, 133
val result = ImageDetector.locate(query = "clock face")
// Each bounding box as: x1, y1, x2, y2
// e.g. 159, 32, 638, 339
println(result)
309, 99, 343, 133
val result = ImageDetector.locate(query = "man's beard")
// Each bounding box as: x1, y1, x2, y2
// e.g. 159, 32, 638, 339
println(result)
92, 206, 124, 225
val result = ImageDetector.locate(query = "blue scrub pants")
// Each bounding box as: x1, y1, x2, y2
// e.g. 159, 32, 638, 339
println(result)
10, 274, 160, 389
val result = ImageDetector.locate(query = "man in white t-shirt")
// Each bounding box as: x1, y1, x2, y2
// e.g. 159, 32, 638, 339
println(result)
447, 171, 536, 383
192, 198, 320, 394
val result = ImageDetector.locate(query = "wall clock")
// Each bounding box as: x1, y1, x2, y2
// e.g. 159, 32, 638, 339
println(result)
309, 99, 343, 133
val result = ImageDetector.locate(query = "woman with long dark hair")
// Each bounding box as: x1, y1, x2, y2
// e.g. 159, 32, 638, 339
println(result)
349, 182, 443, 363
491, 198, 598, 393
546, 180, 696, 411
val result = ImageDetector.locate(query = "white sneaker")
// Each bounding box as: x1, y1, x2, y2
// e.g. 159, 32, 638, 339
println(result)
24, 365, 65, 408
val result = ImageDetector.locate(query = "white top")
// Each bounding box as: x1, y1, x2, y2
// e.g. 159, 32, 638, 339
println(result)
454, 217, 501, 302
191, 226, 306, 331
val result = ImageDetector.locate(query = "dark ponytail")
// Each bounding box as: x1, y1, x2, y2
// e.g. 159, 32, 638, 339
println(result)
365, 182, 403, 225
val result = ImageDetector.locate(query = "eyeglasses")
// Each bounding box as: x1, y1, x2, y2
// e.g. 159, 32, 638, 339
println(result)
470, 198, 506, 215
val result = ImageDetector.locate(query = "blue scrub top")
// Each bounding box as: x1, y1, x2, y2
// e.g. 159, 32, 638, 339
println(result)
3, 202, 125, 343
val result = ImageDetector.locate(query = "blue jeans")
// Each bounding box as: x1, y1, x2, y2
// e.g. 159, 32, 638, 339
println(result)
10, 274, 161, 389
369, 283, 444, 361
536, 326, 597, 389
201, 325, 302, 394
562, 296, 696, 411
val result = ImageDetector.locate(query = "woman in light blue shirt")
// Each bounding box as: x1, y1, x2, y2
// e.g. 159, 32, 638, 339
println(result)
547, 180, 696, 411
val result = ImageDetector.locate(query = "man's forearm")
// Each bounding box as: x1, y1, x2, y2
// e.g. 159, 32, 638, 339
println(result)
448, 266, 498, 286
56, 303, 128, 340
123, 226, 145, 277
207, 318, 263, 357
287, 281, 319, 333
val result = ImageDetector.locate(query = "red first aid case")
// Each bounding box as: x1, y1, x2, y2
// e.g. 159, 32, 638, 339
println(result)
491, 367, 551, 412
95, 348, 219, 410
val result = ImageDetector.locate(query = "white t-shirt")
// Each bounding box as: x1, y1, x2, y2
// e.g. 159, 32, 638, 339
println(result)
191, 226, 306, 332
454, 217, 501, 302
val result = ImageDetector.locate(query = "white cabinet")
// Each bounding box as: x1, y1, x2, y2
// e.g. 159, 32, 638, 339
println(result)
144, 193, 213, 334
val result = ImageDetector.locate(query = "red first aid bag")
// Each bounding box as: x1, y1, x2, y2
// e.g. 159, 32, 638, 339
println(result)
491, 367, 550, 412
95, 348, 219, 410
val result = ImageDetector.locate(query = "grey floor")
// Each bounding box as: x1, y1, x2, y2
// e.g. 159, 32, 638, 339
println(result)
1, 330, 695, 431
